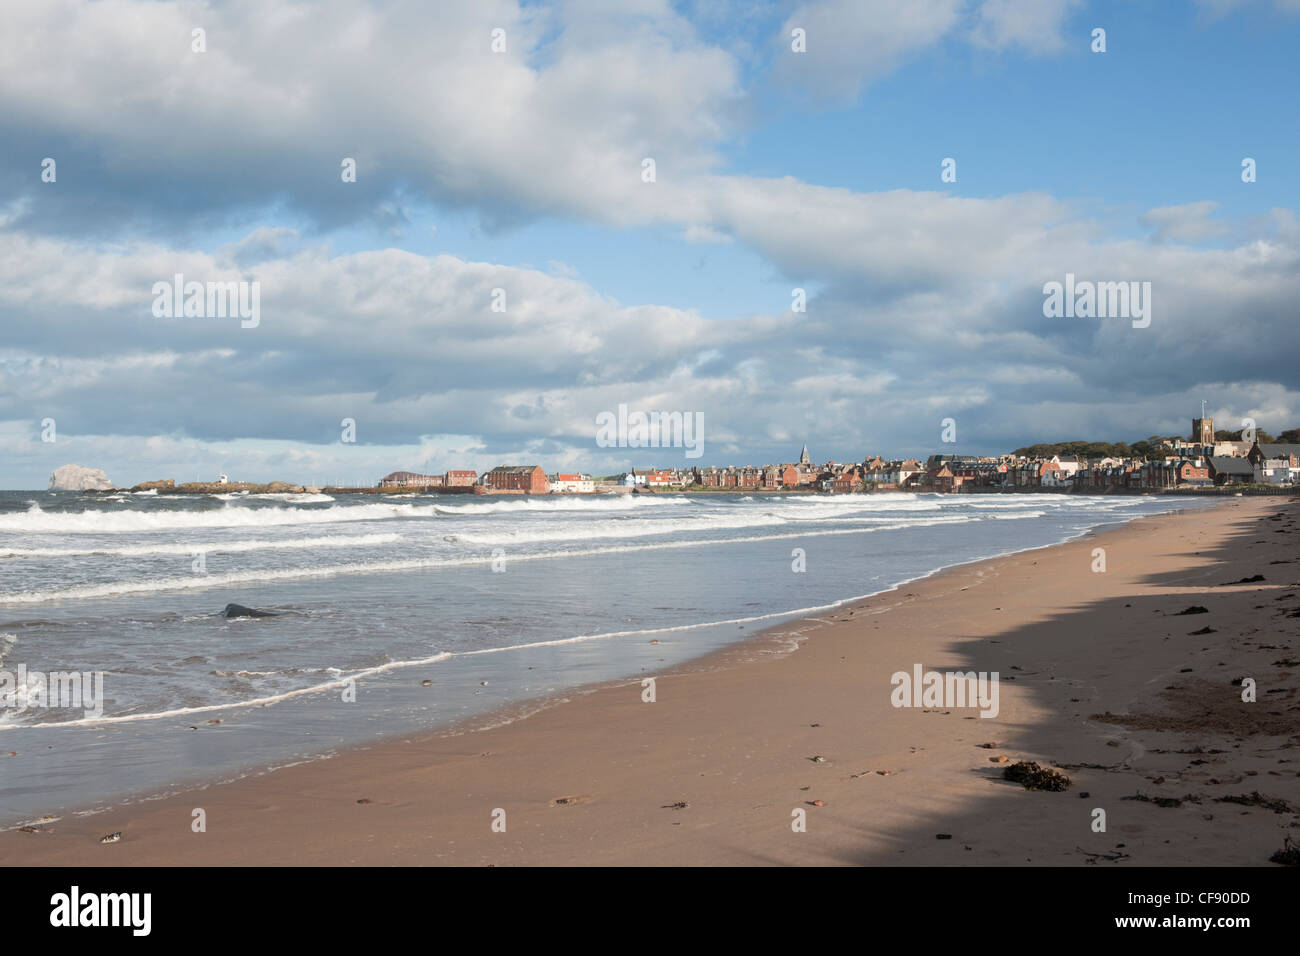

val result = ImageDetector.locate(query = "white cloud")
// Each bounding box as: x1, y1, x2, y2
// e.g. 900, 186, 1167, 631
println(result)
1139, 201, 1230, 244
970, 0, 1082, 54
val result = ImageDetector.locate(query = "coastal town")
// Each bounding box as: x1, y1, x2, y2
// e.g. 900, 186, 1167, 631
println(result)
375, 417, 1300, 496
45, 415, 1300, 496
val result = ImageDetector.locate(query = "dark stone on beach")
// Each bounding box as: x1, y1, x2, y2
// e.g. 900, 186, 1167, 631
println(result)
936, 833, 952, 839
1269, 837, 1300, 866
1188, 626, 1217, 634
99, 831, 122, 844
222, 603, 278, 618
1175, 606, 1210, 615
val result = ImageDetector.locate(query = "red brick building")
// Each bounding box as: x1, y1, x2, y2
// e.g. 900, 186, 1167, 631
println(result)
444, 470, 477, 487
484, 465, 550, 493
379, 471, 442, 488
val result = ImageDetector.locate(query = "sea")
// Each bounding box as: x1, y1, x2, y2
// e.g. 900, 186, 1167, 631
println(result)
0, 488, 1211, 826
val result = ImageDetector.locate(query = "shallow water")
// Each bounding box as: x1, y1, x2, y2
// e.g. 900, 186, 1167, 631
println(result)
0, 489, 1210, 825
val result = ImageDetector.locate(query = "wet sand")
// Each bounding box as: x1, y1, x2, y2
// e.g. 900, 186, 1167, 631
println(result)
3, 495, 1297, 866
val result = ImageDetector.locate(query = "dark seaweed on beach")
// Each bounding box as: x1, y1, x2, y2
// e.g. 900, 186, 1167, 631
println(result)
1121, 791, 1200, 809
1002, 761, 1071, 792
1215, 791, 1294, 814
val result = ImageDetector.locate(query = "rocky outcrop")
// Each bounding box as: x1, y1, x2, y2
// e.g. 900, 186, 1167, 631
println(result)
48, 464, 114, 491
170, 480, 307, 494
264, 481, 306, 493
130, 479, 175, 492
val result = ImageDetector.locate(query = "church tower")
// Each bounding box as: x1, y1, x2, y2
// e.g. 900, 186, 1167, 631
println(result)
1192, 417, 1214, 447
798, 443, 811, 465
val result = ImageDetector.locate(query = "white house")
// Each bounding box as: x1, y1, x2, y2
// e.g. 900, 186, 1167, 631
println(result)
551, 473, 595, 493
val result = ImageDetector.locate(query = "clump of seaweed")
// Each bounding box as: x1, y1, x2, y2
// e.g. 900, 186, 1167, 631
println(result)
1003, 761, 1071, 792
1216, 791, 1294, 814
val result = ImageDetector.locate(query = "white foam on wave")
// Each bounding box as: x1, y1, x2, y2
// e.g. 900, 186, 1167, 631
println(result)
0, 514, 990, 604
0, 501, 435, 534
245, 493, 336, 503
0, 532, 402, 559
430, 494, 688, 515
454, 510, 974, 547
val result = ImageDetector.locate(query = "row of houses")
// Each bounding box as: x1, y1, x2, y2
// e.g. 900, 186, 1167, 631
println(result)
377, 436, 1299, 496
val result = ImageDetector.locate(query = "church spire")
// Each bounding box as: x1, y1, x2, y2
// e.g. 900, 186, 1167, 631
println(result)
799, 443, 811, 465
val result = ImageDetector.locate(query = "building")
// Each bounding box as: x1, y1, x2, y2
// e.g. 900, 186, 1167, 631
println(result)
1211, 441, 1252, 458
830, 470, 860, 494
1208, 456, 1253, 485
1249, 442, 1300, 484
1192, 416, 1214, 446
551, 473, 595, 493
483, 465, 551, 493
645, 470, 679, 488
444, 470, 477, 487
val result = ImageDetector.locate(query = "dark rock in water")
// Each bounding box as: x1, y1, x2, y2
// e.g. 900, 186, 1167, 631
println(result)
1175, 605, 1209, 615
222, 603, 278, 619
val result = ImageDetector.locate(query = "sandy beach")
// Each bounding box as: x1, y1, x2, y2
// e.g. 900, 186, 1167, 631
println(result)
3, 495, 1297, 866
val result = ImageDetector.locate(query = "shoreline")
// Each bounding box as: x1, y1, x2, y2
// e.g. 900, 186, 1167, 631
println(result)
2, 495, 1296, 865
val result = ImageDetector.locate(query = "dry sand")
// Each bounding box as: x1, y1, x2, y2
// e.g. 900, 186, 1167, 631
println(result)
3, 495, 1297, 866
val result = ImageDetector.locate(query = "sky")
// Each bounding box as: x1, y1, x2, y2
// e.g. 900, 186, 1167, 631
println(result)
1, 0, 1298, 488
